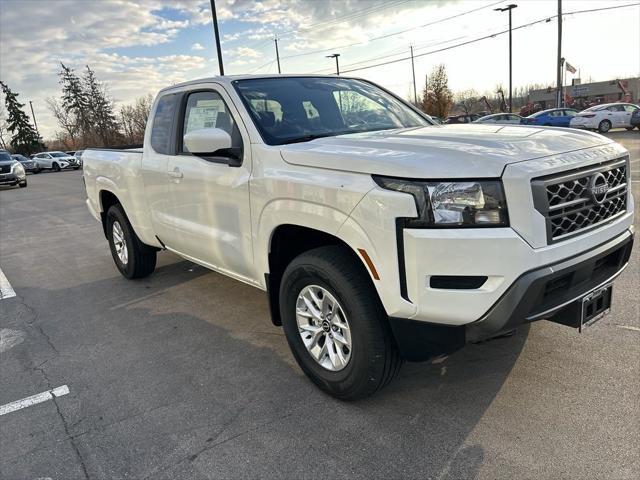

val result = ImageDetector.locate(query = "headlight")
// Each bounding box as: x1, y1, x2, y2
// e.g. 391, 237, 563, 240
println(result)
11, 162, 25, 175
373, 176, 509, 227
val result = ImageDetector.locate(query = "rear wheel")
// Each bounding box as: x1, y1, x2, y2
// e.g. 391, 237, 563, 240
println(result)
279, 246, 402, 400
52, 162, 61, 172
598, 120, 611, 133
106, 205, 157, 279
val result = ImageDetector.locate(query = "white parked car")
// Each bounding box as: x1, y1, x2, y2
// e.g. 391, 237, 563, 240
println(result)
32, 151, 79, 172
83, 75, 634, 399
570, 103, 639, 133
473, 113, 522, 124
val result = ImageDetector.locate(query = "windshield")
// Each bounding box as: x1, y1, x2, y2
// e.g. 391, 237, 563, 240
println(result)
233, 77, 430, 145
50, 152, 69, 158
0, 151, 12, 161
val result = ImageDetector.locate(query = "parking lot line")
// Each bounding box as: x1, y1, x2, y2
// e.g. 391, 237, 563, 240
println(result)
0, 267, 16, 300
0, 385, 70, 416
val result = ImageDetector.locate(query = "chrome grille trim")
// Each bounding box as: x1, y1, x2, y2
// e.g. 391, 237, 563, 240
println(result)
531, 157, 629, 244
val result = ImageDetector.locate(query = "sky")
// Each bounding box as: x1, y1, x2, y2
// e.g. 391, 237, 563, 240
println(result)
1, 0, 639, 139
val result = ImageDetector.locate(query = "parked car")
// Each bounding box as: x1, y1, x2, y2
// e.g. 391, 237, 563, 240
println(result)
520, 108, 578, 128
474, 113, 522, 125
11, 153, 38, 173
0, 150, 27, 188
631, 108, 640, 129
83, 75, 634, 399
444, 114, 480, 124
32, 151, 78, 171
570, 103, 639, 133
74, 150, 84, 167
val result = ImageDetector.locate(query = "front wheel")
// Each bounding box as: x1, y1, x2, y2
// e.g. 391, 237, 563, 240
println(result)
52, 162, 61, 172
106, 205, 157, 279
19, 180, 27, 188
279, 246, 402, 400
598, 120, 611, 133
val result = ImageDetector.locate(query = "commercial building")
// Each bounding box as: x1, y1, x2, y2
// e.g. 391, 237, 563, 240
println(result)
528, 77, 640, 110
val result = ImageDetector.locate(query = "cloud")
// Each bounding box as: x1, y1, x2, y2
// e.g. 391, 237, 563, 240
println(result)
191, 42, 205, 50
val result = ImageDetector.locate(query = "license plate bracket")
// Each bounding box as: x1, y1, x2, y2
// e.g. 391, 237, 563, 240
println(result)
580, 284, 612, 332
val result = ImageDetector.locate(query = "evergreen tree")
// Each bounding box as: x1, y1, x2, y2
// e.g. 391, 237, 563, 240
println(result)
83, 66, 119, 145
0, 81, 43, 155
58, 63, 89, 138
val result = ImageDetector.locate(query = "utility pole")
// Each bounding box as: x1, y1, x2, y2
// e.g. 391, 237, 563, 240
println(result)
274, 38, 281, 74
410, 46, 418, 105
495, 4, 517, 112
327, 53, 340, 75
29, 101, 40, 137
209, 0, 224, 75
556, 0, 563, 107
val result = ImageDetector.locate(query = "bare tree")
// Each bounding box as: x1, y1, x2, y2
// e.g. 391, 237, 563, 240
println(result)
46, 97, 78, 147
455, 89, 479, 115
120, 94, 153, 145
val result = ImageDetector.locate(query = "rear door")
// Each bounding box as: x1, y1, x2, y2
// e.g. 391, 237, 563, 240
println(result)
163, 85, 255, 283
610, 104, 627, 127
621, 104, 637, 127
141, 92, 181, 244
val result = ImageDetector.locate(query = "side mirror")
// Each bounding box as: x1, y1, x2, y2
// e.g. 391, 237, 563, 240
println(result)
183, 128, 232, 155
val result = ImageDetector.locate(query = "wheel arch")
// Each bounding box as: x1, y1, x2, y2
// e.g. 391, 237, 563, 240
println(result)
266, 224, 380, 326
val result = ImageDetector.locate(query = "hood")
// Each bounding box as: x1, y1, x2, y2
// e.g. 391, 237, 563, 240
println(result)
279, 124, 614, 178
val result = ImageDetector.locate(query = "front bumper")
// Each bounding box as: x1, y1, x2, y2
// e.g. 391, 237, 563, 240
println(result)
389, 231, 634, 361
0, 173, 21, 185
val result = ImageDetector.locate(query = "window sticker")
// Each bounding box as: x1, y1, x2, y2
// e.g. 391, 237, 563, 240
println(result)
186, 102, 221, 132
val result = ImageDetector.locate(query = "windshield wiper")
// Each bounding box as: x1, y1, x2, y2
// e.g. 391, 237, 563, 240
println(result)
283, 133, 338, 144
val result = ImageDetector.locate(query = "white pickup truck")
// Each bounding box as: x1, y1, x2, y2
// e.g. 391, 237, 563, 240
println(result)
84, 75, 634, 399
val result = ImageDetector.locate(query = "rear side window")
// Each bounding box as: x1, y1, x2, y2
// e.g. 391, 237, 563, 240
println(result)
150, 93, 178, 154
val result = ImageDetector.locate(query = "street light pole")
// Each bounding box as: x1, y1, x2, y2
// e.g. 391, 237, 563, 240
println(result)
29, 100, 40, 137
556, 0, 563, 108
410, 45, 418, 105
327, 53, 340, 75
274, 38, 281, 74
495, 4, 517, 112
209, 0, 224, 75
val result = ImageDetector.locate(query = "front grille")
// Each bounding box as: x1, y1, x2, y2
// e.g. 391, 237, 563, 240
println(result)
0, 164, 10, 173
532, 157, 628, 243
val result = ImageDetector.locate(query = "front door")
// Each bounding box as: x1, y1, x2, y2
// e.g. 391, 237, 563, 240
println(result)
163, 87, 255, 283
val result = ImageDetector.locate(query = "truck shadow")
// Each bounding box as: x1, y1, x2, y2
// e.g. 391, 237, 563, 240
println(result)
3, 258, 528, 480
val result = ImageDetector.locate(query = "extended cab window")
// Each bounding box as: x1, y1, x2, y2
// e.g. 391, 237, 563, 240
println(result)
181, 91, 242, 153
150, 93, 178, 154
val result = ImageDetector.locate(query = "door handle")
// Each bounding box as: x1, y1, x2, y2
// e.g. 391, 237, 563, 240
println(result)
168, 167, 183, 179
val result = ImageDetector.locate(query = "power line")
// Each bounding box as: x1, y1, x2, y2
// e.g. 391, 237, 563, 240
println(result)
334, 2, 640, 75
236, 0, 411, 52
278, 0, 505, 61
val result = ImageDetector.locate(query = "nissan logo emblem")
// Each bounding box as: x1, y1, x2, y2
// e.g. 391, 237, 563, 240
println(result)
588, 172, 609, 205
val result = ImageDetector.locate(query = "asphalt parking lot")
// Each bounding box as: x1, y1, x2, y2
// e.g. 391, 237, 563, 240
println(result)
1, 131, 639, 480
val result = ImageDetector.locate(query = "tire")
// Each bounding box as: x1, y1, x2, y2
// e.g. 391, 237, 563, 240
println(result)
598, 120, 611, 133
625, 127, 634, 131
279, 246, 402, 400
34, 168, 41, 174
19, 180, 27, 188
106, 204, 157, 279
52, 162, 61, 172
73, 167, 79, 170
